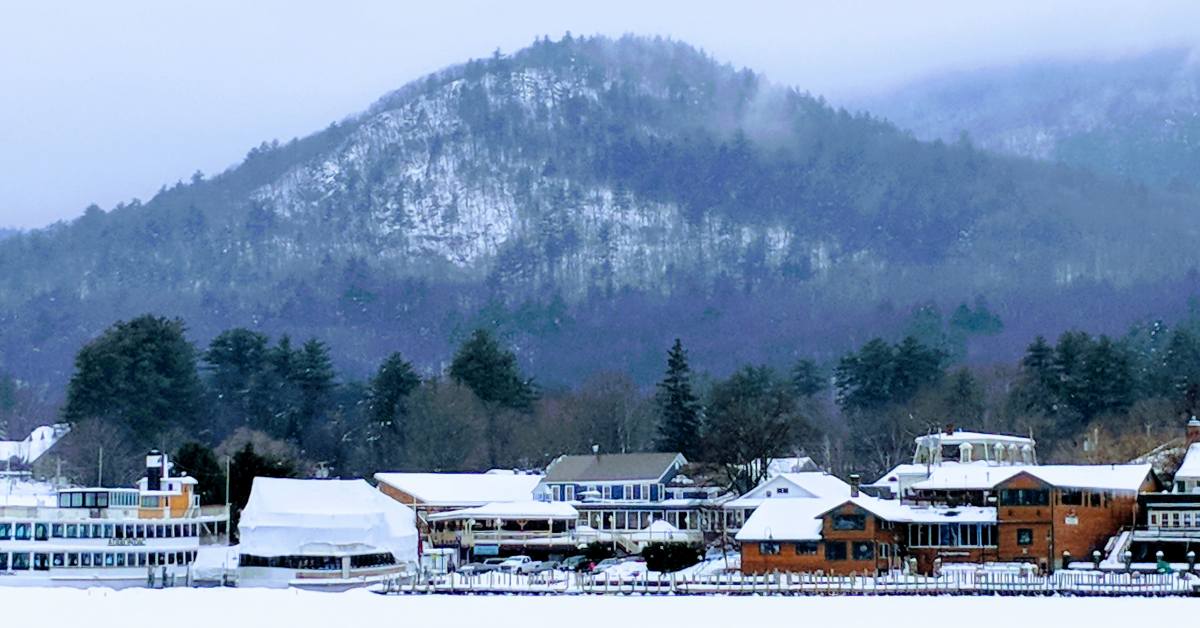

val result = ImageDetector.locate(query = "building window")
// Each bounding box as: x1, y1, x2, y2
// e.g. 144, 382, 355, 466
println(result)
642, 484, 651, 501
552, 485, 561, 501
1017, 528, 1034, 546
625, 485, 634, 501
825, 541, 848, 561
777, 487, 790, 495
565, 485, 575, 501
832, 513, 866, 531
795, 541, 818, 555
853, 542, 875, 561
999, 489, 1049, 507
1150, 513, 1160, 527
759, 542, 781, 556
1060, 490, 1083, 506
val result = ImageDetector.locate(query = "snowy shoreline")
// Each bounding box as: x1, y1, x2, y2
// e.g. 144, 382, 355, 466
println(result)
2, 587, 1194, 628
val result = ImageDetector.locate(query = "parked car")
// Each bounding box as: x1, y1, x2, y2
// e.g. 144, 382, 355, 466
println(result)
527, 560, 560, 575
561, 555, 590, 572
498, 555, 534, 572
591, 557, 623, 572
459, 557, 505, 575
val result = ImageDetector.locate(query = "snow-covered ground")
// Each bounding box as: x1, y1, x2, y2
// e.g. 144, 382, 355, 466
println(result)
1, 587, 1193, 628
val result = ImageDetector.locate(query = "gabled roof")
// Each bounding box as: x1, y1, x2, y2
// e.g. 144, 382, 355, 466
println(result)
373, 472, 541, 506
1176, 443, 1200, 480
724, 472, 852, 508
543, 452, 686, 483
735, 497, 835, 542
0, 424, 69, 466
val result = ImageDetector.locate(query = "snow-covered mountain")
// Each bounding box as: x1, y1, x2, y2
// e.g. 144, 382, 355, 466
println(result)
859, 47, 1200, 188
2, 36, 1199, 389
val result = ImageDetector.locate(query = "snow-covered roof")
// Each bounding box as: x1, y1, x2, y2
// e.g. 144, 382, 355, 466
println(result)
0, 479, 58, 507
1019, 464, 1153, 492
908, 463, 1028, 491
426, 500, 577, 522
831, 497, 996, 524
373, 472, 541, 506
724, 472, 852, 508
735, 498, 836, 542
0, 424, 68, 466
239, 478, 417, 562
627, 519, 694, 543
906, 463, 1153, 493
1176, 444, 1200, 480
865, 464, 932, 488
915, 430, 1035, 447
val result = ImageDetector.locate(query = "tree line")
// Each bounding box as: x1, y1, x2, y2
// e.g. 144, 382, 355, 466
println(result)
44, 304, 1200, 514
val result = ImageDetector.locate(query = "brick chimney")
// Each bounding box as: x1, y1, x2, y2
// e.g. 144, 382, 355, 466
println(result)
849, 473, 861, 498
1187, 416, 1200, 445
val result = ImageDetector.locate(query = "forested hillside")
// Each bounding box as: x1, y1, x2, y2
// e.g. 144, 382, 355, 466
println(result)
861, 47, 1200, 189
2, 35, 1199, 396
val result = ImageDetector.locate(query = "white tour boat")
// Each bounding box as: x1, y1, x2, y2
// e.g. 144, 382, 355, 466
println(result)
0, 451, 229, 588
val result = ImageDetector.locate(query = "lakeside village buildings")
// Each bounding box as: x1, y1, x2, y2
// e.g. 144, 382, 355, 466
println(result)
3, 418, 1200, 587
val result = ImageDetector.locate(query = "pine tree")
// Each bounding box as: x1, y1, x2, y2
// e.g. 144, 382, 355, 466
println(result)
790, 359, 825, 398
63, 315, 205, 446
367, 352, 421, 466
449, 329, 535, 411
654, 339, 702, 458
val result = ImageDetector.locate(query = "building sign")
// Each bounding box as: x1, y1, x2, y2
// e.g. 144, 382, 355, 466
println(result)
474, 544, 499, 557
108, 538, 146, 546
1064, 514, 1079, 526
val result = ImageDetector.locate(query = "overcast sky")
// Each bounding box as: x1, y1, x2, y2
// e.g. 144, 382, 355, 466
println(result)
1, 1, 1198, 229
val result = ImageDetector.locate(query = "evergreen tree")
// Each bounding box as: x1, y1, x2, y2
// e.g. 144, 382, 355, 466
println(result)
654, 339, 702, 458
449, 329, 535, 467
790, 358, 825, 398
367, 352, 422, 466
834, 338, 895, 412
1164, 329, 1200, 415
449, 329, 535, 411
173, 442, 225, 505
943, 368, 984, 423
63, 315, 205, 446
228, 442, 296, 535
293, 339, 335, 427
202, 328, 270, 432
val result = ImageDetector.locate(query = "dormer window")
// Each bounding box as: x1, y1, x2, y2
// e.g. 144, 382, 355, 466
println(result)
777, 487, 789, 495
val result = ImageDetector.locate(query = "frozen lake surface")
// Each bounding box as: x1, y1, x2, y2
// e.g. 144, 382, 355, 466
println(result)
2, 587, 1192, 627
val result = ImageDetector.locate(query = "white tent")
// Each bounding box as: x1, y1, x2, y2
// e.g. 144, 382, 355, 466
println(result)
239, 478, 417, 565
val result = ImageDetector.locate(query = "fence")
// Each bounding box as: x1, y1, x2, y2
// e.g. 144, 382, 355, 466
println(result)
377, 568, 1198, 597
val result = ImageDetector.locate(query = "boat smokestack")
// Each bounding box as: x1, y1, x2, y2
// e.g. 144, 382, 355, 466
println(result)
849, 473, 861, 498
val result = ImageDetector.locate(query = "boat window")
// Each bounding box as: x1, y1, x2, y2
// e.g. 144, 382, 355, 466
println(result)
104, 553, 115, 567
15, 523, 30, 540
34, 523, 48, 541
0, 553, 7, 570
92, 553, 103, 567
84, 492, 96, 508
52, 553, 65, 567
116, 553, 126, 567
51, 524, 63, 538
68, 553, 79, 567
66, 524, 77, 538
97, 493, 108, 508
0, 523, 10, 539
137, 553, 146, 567
103, 524, 113, 538
33, 553, 49, 571
81, 553, 92, 567
58, 493, 69, 508
71, 492, 83, 508
12, 553, 30, 570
